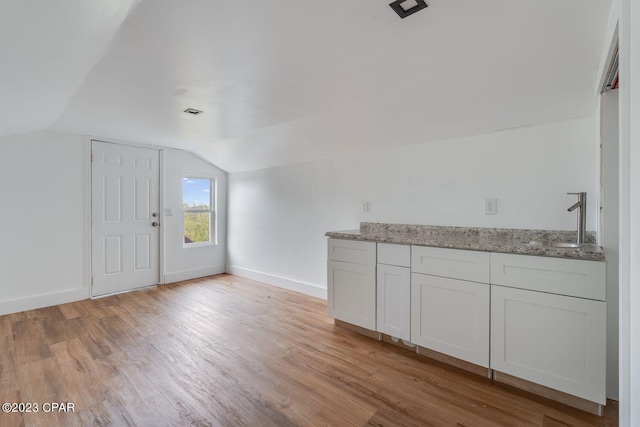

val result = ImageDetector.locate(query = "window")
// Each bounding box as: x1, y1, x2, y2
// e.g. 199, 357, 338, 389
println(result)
183, 177, 215, 245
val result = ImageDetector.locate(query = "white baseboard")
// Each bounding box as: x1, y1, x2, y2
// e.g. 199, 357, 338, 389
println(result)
226, 265, 327, 300
164, 265, 226, 284
0, 288, 90, 316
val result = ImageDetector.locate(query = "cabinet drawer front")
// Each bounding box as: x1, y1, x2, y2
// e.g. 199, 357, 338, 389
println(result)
490, 253, 606, 300
327, 260, 376, 330
377, 264, 411, 340
490, 285, 606, 404
411, 246, 490, 283
410, 273, 490, 367
377, 243, 411, 267
328, 239, 376, 265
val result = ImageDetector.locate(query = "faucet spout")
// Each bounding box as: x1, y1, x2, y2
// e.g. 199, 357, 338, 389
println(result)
567, 192, 587, 245
567, 201, 582, 212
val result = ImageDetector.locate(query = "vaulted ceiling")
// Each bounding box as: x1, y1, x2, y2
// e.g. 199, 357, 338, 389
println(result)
1, 0, 612, 172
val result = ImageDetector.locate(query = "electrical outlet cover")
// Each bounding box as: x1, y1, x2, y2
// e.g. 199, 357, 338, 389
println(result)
484, 198, 497, 215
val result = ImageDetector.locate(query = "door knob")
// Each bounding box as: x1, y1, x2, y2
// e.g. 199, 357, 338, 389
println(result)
152, 222, 159, 227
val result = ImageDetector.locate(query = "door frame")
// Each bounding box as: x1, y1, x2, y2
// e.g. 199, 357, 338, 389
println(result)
85, 137, 166, 298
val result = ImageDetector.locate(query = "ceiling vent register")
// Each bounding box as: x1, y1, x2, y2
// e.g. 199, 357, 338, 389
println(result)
389, 0, 428, 18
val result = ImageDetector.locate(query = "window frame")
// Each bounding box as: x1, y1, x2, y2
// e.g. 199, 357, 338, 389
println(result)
182, 176, 216, 248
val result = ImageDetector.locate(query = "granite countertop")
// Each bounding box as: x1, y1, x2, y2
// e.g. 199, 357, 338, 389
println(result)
325, 222, 605, 262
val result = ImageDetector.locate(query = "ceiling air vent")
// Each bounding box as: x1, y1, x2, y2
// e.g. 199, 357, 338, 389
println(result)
390, 0, 427, 18
183, 108, 203, 115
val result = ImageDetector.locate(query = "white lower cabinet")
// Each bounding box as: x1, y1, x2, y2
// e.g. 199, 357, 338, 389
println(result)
327, 260, 376, 331
327, 237, 607, 408
377, 264, 411, 340
411, 273, 490, 367
490, 285, 607, 404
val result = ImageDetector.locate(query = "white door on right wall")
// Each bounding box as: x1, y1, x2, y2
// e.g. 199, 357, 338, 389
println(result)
600, 88, 619, 400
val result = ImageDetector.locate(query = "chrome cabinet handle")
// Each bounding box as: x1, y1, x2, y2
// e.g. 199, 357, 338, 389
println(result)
152, 222, 159, 227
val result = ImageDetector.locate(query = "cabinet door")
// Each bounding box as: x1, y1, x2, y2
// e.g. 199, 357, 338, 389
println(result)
411, 273, 489, 367
327, 260, 376, 330
491, 285, 606, 404
377, 264, 410, 340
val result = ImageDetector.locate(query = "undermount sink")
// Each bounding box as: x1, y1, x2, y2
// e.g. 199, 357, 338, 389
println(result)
525, 240, 581, 248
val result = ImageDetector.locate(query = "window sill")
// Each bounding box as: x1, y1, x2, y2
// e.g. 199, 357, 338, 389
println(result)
183, 241, 215, 249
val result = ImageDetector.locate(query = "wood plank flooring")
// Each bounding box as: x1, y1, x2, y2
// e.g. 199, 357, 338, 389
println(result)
0, 274, 618, 426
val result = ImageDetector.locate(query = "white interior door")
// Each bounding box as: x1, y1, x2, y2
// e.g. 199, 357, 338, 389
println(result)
91, 141, 160, 296
600, 88, 619, 399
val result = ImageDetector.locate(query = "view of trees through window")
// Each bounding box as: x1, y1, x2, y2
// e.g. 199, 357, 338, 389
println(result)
183, 177, 213, 244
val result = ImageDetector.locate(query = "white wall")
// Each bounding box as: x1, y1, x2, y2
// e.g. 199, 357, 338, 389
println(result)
0, 131, 89, 314
227, 116, 597, 296
163, 149, 227, 283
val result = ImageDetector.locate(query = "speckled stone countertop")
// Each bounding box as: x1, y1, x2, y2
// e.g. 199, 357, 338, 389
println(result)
325, 222, 605, 262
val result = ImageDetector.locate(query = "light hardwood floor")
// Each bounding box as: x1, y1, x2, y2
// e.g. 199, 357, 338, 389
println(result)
0, 274, 618, 426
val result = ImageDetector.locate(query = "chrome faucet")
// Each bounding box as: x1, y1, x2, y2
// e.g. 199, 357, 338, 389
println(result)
567, 192, 587, 245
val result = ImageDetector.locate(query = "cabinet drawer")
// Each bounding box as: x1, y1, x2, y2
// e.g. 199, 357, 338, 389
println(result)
490, 253, 606, 301
491, 285, 606, 404
411, 246, 490, 283
377, 243, 411, 267
328, 239, 376, 265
